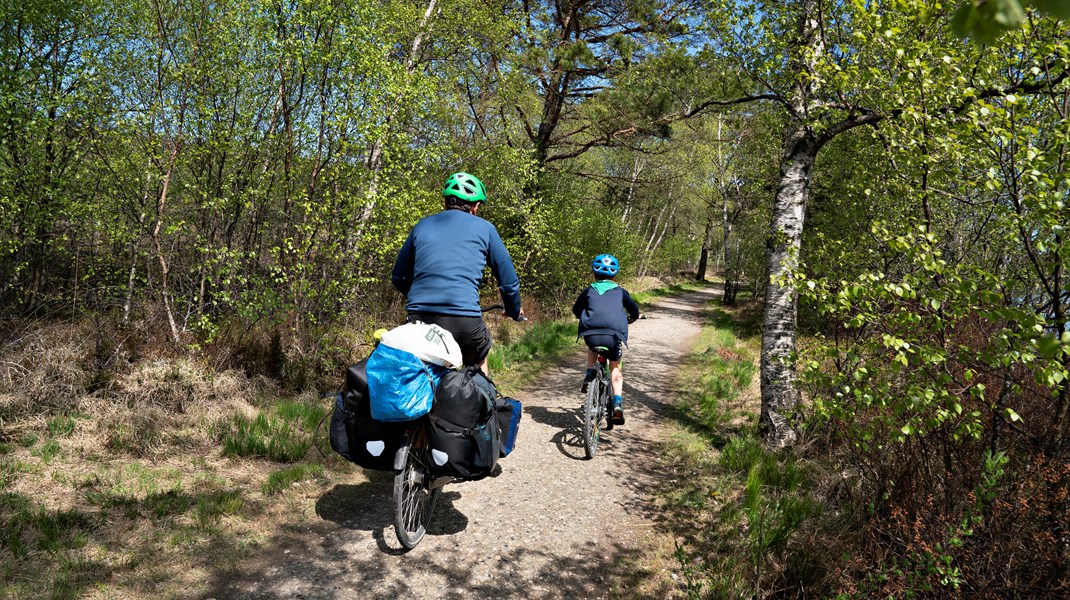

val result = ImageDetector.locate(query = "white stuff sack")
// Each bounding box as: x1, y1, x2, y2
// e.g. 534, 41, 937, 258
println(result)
379, 322, 463, 368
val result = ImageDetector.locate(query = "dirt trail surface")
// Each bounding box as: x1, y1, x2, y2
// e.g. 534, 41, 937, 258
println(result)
209, 287, 717, 599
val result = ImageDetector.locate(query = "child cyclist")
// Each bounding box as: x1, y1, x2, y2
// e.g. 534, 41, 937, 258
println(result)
572, 254, 640, 425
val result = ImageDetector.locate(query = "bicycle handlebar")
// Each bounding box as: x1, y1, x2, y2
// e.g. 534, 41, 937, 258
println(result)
481, 304, 528, 322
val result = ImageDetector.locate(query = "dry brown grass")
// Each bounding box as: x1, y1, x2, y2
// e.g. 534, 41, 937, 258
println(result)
0, 321, 92, 416
0, 316, 358, 599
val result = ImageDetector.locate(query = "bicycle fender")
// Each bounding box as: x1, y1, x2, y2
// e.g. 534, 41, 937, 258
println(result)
394, 438, 410, 471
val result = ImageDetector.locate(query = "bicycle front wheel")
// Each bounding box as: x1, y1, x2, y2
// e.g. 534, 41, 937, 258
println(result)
393, 432, 440, 549
582, 376, 604, 459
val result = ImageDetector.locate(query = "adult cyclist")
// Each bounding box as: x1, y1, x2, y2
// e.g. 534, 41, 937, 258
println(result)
573, 254, 640, 425
391, 172, 525, 376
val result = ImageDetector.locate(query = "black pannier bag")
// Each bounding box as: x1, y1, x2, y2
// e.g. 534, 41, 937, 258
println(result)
427, 367, 499, 480
495, 397, 522, 457
328, 358, 406, 471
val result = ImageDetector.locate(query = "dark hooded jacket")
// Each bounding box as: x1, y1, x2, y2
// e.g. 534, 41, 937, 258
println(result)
572, 280, 640, 343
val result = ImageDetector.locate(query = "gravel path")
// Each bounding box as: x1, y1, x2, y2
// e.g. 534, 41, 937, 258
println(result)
209, 286, 717, 599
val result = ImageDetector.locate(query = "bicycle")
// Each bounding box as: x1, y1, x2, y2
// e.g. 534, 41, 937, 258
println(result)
391, 303, 525, 549
581, 346, 613, 459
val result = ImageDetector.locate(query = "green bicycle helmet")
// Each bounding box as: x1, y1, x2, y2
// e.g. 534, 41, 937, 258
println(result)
442, 172, 487, 204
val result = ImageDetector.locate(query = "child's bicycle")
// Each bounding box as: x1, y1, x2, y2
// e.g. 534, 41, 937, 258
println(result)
581, 346, 614, 459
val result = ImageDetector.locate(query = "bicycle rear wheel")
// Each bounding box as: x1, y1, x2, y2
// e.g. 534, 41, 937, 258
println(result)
582, 372, 605, 459
393, 431, 440, 549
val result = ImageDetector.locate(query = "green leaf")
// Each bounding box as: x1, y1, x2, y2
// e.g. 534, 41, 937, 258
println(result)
1028, 0, 1070, 19
953, 0, 1028, 43
1004, 408, 1022, 422
1038, 334, 1062, 358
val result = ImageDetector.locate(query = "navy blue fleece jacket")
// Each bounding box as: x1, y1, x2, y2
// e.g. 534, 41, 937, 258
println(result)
391, 209, 522, 318
572, 280, 640, 343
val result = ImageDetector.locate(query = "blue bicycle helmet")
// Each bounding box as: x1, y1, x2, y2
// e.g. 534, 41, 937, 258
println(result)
592, 254, 619, 277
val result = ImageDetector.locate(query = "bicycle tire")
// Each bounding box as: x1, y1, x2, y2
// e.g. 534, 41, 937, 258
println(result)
582, 370, 605, 459
393, 431, 440, 549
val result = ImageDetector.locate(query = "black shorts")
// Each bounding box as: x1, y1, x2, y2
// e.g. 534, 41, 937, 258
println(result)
583, 334, 623, 361
408, 312, 492, 366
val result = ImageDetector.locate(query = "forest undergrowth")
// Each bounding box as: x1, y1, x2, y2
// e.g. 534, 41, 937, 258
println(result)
643, 295, 1070, 599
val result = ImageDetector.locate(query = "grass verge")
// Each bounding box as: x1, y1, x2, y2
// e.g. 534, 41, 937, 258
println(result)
630, 301, 826, 599
487, 319, 582, 392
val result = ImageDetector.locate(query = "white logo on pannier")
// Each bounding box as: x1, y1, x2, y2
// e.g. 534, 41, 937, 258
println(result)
366, 440, 385, 457
431, 449, 449, 466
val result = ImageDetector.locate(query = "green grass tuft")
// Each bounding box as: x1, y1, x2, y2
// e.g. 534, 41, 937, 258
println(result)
276, 400, 328, 431
262, 463, 325, 495
144, 489, 194, 518
47, 413, 77, 438
33, 439, 61, 464
219, 396, 328, 463
221, 413, 311, 462
0, 460, 33, 492
1, 493, 96, 560
195, 490, 244, 525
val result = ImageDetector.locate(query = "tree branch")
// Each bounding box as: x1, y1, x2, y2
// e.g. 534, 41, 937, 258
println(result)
661, 93, 782, 121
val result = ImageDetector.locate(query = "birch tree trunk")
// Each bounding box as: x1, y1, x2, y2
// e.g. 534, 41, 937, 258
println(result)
352, 0, 437, 249
696, 208, 715, 281
151, 143, 183, 345
759, 0, 821, 448
622, 154, 643, 223
750, 0, 886, 447
124, 164, 151, 324
760, 137, 815, 447
722, 195, 736, 305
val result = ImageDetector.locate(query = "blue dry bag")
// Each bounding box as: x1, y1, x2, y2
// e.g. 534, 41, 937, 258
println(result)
366, 344, 448, 422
